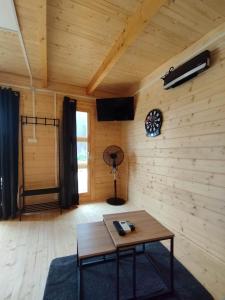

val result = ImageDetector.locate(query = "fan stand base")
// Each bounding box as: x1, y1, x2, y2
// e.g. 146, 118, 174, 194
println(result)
106, 197, 126, 206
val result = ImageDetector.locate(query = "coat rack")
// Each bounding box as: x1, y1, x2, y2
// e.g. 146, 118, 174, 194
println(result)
19, 116, 62, 220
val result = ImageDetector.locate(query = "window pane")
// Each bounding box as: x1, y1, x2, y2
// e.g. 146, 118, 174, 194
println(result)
78, 168, 88, 193
77, 142, 88, 164
76, 111, 88, 138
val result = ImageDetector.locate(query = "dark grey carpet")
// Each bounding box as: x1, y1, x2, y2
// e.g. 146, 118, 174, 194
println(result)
43, 242, 213, 300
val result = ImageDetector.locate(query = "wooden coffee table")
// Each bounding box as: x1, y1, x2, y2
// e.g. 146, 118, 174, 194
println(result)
77, 221, 116, 299
103, 210, 174, 247
103, 210, 174, 299
77, 211, 174, 300
77, 221, 116, 260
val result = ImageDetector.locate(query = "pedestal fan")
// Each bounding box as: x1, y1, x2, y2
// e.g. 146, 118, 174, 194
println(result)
103, 145, 125, 205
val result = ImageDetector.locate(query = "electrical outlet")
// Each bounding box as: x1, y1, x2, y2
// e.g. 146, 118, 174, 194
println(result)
28, 138, 38, 143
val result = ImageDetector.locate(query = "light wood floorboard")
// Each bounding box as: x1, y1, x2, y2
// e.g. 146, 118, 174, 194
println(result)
0, 202, 138, 300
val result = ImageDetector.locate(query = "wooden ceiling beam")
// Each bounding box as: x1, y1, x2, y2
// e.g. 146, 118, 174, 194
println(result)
0, 72, 118, 99
39, 0, 47, 88
86, 0, 167, 94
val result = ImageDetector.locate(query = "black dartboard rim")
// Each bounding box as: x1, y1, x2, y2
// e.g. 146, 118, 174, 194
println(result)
145, 109, 163, 137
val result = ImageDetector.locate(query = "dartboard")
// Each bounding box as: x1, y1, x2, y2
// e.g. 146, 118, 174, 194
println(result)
145, 109, 163, 137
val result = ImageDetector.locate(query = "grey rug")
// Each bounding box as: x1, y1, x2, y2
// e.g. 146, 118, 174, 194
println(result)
43, 242, 213, 300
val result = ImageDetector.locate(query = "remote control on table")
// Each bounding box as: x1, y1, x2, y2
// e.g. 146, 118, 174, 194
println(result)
113, 221, 126, 236
126, 221, 135, 231
119, 221, 132, 233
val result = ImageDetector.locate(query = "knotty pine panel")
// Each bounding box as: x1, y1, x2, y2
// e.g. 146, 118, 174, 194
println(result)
122, 39, 225, 299
18, 90, 124, 204
93, 120, 124, 201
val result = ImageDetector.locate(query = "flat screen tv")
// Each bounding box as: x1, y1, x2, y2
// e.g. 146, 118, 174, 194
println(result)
96, 97, 134, 121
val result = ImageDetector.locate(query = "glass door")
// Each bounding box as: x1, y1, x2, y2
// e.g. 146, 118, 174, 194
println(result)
76, 111, 89, 196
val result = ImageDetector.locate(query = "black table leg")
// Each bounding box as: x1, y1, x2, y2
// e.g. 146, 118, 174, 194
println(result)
117, 249, 120, 300
133, 247, 136, 299
143, 243, 146, 252
170, 237, 174, 294
80, 259, 83, 300
77, 242, 79, 268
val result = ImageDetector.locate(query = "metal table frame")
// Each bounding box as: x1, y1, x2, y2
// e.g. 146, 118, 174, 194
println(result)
116, 237, 174, 300
77, 236, 174, 300
77, 241, 117, 300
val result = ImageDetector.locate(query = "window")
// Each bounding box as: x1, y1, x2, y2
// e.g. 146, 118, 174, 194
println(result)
76, 111, 89, 194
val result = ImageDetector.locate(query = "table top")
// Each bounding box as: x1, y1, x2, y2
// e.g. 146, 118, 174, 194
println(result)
77, 221, 116, 259
103, 210, 174, 248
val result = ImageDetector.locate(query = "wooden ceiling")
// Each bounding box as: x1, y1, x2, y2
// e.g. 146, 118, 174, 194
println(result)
0, 0, 225, 95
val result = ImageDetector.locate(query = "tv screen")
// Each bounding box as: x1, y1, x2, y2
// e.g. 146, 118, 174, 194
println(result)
96, 97, 134, 121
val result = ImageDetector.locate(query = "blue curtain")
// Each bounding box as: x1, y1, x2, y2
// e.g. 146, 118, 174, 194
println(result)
0, 88, 20, 219
61, 97, 79, 207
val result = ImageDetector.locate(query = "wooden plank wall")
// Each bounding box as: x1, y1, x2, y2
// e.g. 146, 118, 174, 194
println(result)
18, 89, 124, 204
94, 119, 123, 201
122, 40, 225, 299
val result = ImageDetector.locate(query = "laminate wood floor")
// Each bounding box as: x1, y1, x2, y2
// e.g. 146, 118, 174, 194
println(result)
0, 202, 138, 300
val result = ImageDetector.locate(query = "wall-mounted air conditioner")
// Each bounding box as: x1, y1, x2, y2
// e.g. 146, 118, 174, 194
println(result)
161, 50, 210, 89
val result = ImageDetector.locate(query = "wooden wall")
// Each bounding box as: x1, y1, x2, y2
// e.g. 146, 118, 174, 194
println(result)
122, 40, 225, 298
18, 89, 124, 204
94, 119, 124, 201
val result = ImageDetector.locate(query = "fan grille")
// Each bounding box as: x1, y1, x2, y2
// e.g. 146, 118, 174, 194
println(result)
103, 145, 124, 167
